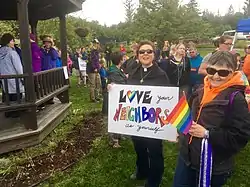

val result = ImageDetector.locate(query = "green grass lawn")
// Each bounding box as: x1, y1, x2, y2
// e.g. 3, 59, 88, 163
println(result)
41, 76, 250, 187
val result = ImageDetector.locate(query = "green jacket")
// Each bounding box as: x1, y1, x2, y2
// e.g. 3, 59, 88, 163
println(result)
108, 65, 127, 84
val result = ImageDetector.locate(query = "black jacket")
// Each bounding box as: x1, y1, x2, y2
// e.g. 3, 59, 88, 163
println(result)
165, 56, 191, 87
121, 56, 138, 75
179, 86, 250, 174
128, 63, 170, 87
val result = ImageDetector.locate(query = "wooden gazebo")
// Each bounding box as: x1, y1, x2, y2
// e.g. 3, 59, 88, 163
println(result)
0, 0, 84, 154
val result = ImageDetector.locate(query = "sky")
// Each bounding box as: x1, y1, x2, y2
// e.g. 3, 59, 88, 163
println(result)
75, 0, 246, 26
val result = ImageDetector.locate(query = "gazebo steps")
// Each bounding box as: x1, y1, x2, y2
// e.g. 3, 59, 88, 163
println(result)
0, 101, 71, 154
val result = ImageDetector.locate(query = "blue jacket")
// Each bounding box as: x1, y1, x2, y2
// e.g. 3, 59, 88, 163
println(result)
82, 51, 88, 61
99, 67, 108, 78
189, 54, 204, 85
41, 47, 58, 70
56, 58, 62, 67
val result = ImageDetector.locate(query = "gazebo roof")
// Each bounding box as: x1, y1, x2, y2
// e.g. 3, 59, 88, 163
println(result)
0, 0, 85, 20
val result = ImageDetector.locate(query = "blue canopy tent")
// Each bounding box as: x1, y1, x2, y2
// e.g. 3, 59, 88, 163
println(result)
232, 18, 250, 49
237, 19, 250, 32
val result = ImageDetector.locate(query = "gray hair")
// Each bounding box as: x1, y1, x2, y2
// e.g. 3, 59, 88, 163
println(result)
207, 51, 237, 71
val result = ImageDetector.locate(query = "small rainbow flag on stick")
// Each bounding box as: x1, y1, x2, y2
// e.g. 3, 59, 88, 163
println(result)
166, 94, 192, 135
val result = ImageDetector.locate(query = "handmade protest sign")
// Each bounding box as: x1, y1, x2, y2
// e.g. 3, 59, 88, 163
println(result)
78, 58, 86, 71
108, 84, 179, 141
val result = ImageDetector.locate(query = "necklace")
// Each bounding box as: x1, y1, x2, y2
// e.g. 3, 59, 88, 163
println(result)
140, 68, 152, 84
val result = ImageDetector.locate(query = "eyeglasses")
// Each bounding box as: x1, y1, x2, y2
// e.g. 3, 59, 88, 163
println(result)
138, 49, 154, 55
223, 43, 233, 46
206, 67, 232, 77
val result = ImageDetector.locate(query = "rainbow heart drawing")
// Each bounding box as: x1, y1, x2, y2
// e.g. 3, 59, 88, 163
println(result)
127, 90, 136, 103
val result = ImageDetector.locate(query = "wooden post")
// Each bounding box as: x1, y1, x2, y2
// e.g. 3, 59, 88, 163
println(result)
17, 0, 38, 130
30, 20, 38, 43
60, 15, 67, 67
58, 14, 69, 103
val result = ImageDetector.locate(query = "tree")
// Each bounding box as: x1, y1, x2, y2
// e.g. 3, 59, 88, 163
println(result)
227, 4, 234, 15
186, 0, 199, 13
243, 0, 250, 17
124, 0, 136, 23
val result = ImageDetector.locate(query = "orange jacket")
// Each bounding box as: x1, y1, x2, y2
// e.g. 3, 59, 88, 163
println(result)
243, 54, 250, 80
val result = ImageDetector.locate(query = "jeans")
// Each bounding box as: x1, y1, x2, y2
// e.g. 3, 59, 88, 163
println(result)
132, 136, 164, 187
173, 156, 231, 187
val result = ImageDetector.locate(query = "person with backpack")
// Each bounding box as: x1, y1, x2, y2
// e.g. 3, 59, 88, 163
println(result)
173, 51, 250, 187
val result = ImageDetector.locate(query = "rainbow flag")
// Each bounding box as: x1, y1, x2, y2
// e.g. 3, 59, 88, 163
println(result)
166, 95, 192, 135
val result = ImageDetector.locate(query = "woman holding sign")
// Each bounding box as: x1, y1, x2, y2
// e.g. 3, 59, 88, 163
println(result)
173, 51, 250, 187
128, 41, 170, 187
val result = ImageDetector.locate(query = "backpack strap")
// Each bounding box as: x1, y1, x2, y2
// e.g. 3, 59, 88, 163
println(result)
227, 90, 241, 116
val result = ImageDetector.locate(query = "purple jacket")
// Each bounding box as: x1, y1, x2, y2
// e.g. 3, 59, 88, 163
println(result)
87, 49, 100, 73
31, 42, 42, 72
41, 47, 58, 70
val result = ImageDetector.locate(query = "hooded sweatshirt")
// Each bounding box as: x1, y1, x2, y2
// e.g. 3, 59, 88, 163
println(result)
0, 46, 24, 94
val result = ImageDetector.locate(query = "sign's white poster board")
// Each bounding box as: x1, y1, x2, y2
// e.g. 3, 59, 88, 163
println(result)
108, 84, 179, 141
78, 58, 86, 71
63, 66, 69, 79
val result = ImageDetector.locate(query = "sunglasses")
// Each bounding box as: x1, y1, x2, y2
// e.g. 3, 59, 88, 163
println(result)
138, 49, 154, 55
223, 43, 233, 46
206, 67, 232, 77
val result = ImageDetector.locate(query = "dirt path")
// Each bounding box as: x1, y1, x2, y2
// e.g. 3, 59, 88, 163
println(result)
0, 111, 103, 187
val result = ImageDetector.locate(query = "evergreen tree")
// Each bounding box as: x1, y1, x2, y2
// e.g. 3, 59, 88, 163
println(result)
124, 0, 136, 23
227, 4, 234, 15
243, 0, 250, 17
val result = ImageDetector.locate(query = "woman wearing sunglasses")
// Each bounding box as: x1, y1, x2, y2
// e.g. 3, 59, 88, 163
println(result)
173, 51, 250, 187
128, 41, 170, 187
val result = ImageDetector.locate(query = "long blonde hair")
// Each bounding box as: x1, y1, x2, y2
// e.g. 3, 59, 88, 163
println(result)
169, 44, 177, 56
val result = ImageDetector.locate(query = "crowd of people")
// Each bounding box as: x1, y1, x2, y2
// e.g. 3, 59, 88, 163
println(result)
97, 37, 250, 187
1, 32, 250, 187
0, 33, 73, 117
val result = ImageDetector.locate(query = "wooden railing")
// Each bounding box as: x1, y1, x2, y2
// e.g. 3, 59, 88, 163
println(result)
0, 67, 69, 111
33, 67, 68, 101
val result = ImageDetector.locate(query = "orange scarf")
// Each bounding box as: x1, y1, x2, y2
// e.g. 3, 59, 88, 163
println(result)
201, 71, 248, 105
189, 71, 248, 144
